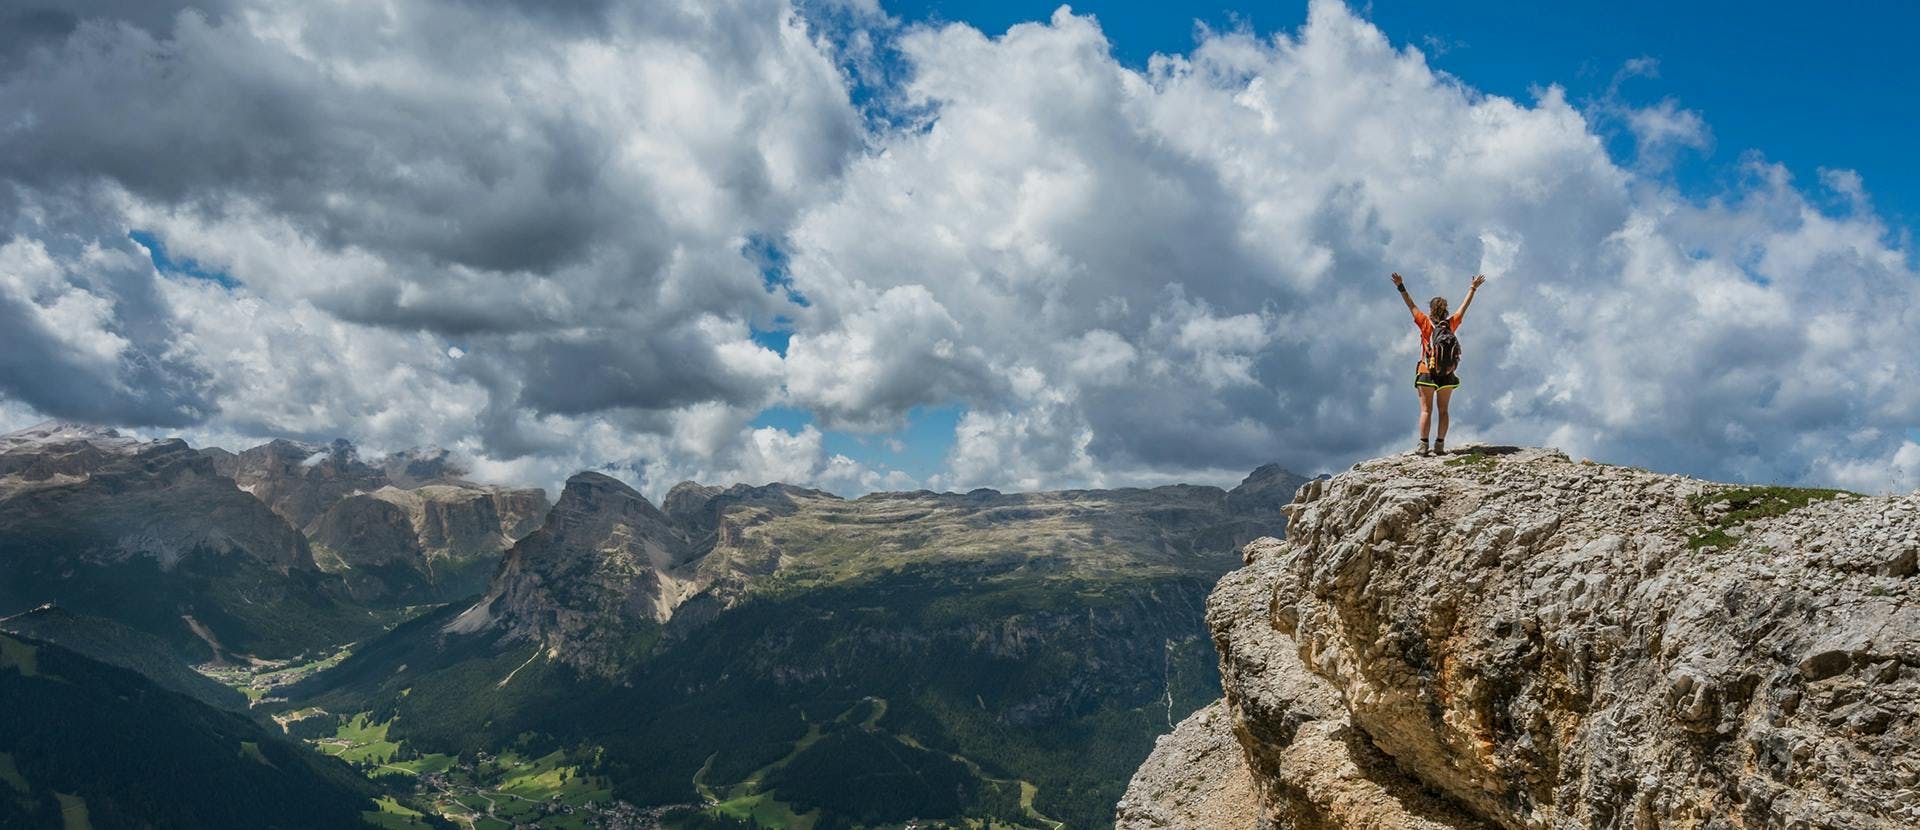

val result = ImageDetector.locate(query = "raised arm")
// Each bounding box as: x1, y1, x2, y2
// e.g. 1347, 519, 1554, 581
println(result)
1455, 274, 1487, 320
1391, 272, 1419, 315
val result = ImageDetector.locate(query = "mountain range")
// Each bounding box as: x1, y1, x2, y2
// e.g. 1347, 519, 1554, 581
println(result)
296, 464, 1302, 827
0, 421, 1305, 829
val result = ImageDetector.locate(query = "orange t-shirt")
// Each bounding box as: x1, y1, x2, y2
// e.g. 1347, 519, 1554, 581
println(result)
1411, 309, 1464, 374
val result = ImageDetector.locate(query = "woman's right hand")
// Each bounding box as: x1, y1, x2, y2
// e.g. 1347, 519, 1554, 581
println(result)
1391, 272, 1404, 287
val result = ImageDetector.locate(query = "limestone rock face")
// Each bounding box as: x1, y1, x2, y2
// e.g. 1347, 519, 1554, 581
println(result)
369, 485, 547, 566
378, 447, 463, 488
213, 438, 548, 600
214, 438, 387, 530
1227, 463, 1313, 517
309, 494, 424, 568
0, 423, 315, 572
0, 424, 372, 658
661, 481, 725, 530
448, 472, 694, 670
1115, 700, 1264, 830
1122, 447, 1920, 829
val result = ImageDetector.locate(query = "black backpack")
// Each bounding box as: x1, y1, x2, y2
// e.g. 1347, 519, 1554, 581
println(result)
1429, 320, 1461, 374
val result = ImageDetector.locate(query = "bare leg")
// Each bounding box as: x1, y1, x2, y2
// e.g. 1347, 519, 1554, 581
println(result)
1417, 386, 1434, 442
1436, 387, 1454, 441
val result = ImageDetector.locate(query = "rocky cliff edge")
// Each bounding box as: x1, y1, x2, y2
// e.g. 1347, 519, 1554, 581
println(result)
1120, 446, 1919, 829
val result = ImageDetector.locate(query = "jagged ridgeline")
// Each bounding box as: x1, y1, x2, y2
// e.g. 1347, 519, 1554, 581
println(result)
0, 424, 550, 662
0, 421, 1304, 828
1120, 447, 1919, 830
206, 437, 549, 604
290, 464, 1307, 828
0, 424, 384, 660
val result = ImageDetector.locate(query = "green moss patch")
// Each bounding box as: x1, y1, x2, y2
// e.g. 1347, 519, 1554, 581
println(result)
1686, 486, 1854, 549
1443, 450, 1499, 469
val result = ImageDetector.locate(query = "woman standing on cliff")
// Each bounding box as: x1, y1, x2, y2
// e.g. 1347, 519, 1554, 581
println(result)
1392, 272, 1486, 456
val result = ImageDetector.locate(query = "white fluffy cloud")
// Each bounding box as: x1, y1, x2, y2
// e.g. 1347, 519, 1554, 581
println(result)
780, 1, 1919, 493
0, 0, 867, 494
0, 0, 1915, 496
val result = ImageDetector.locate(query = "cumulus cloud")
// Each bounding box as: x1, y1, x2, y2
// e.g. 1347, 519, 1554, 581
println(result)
0, 214, 210, 426
0, 0, 1914, 497
782, 1, 1919, 492
0, 0, 870, 494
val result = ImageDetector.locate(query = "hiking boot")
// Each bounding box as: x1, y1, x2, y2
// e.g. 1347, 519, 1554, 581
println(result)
1415, 440, 1430, 456
1433, 439, 1446, 456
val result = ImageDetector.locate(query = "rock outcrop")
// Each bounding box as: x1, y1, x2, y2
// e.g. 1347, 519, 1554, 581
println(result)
1115, 700, 1265, 829
308, 494, 424, 569
212, 438, 388, 530
214, 438, 548, 600
446, 472, 696, 670
1227, 463, 1313, 517
309, 484, 547, 597
0, 423, 315, 573
1122, 447, 1920, 829
448, 467, 1301, 675
0, 424, 371, 658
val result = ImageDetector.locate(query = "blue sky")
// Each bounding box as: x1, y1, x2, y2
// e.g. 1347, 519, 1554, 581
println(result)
778, 0, 1919, 483
128, 230, 238, 288
754, 405, 964, 483
890, 1, 1918, 230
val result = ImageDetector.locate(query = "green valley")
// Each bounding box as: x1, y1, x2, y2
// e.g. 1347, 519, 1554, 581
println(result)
0, 632, 376, 828
1, 424, 1305, 829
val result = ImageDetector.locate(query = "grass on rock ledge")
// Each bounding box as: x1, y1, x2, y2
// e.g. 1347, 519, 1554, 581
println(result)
1686, 486, 1855, 550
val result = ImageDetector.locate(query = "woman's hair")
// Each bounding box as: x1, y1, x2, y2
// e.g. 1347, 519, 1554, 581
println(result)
1429, 296, 1450, 321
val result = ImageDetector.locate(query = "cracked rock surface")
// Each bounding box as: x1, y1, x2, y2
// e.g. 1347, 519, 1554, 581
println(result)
1121, 447, 1920, 829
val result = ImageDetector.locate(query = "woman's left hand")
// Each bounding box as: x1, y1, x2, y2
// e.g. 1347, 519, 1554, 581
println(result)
1471, 274, 1487, 289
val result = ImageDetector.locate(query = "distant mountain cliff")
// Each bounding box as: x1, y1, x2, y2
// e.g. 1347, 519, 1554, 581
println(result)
0, 423, 547, 658
0, 424, 372, 659
1118, 447, 1918, 829
296, 463, 1307, 828
208, 437, 548, 602
0, 419, 1325, 828
446, 466, 1306, 675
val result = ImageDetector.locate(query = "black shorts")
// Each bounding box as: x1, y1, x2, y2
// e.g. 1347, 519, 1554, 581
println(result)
1415, 371, 1460, 390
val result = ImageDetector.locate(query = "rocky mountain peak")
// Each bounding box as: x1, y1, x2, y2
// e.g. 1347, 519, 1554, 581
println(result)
445, 470, 694, 670
543, 472, 676, 541
0, 424, 375, 658
216, 437, 386, 529
1, 421, 145, 451
378, 447, 463, 487
0, 422, 204, 489
0, 424, 311, 572
557, 470, 649, 506
1224, 461, 1312, 517
662, 480, 722, 521
1120, 446, 1919, 829
204, 437, 547, 602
